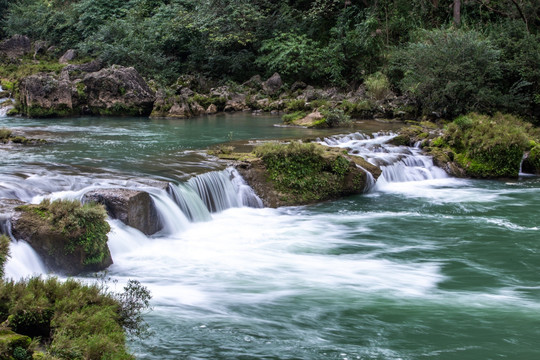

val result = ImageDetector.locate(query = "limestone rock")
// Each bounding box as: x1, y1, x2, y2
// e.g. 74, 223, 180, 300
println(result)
206, 104, 218, 114
11, 205, 113, 275
83, 188, 163, 235
0, 35, 31, 59
18, 73, 75, 117
59, 49, 77, 64
81, 65, 155, 116
262, 73, 282, 95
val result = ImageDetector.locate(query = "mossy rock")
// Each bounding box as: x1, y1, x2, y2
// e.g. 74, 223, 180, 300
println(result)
11, 199, 112, 275
0, 330, 32, 359
236, 142, 381, 207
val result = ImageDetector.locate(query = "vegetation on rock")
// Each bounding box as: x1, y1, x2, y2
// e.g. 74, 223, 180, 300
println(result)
252, 141, 379, 205
418, 113, 540, 178
13, 199, 112, 274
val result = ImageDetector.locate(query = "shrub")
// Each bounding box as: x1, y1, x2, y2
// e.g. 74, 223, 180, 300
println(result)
319, 108, 351, 128
0, 276, 151, 359
365, 72, 391, 100
395, 29, 503, 118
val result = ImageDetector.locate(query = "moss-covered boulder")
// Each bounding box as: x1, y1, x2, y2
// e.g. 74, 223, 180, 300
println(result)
0, 329, 32, 359
424, 113, 537, 178
231, 142, 381, 207
11, 199, 112, 275
83, 188, 163, 235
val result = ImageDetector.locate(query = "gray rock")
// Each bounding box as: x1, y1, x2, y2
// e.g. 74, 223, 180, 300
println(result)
83, 188, 163, 235
0, 35, 31, 59
59, 49, 77, 64
262, 73, 282, 95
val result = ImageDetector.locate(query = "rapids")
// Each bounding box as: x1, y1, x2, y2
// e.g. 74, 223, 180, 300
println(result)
1, 114, 539, 359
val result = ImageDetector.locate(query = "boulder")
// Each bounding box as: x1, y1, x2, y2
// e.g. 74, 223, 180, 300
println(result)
167, 99, 192, 118
59, 49, 77, 64
0, 330, 32, 358
206, 104, 218, 114
11, 201, 113, 275
262, 73, 282, 96
242, 75, 263, 90
83, 188, 163, 235
18, 72, 76, 117
81, 65, 155, 116
18, 65, 155, 117
0, 35, 31, 59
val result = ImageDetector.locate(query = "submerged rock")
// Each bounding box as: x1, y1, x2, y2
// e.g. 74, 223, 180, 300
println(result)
83, 188, 163, 235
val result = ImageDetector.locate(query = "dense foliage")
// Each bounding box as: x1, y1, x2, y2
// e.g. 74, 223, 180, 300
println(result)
0, 1, 539, 118
0, 276, 151, 359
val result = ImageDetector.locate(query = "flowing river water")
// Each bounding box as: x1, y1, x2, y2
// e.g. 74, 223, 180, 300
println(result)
1, 114, 539, 359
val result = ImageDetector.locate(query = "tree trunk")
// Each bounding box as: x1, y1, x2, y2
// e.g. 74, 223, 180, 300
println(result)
453, 0, 461, 27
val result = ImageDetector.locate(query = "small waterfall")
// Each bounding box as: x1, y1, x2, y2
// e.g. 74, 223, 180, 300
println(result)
0, 85, 14, 117
321, 132, 448, 188
167, 183, 212, 222
187, 168, 263, 213
228, 168, 264, 208
357, 165, 376, 192
4, 240, 47, 280
145, 188, 191, 235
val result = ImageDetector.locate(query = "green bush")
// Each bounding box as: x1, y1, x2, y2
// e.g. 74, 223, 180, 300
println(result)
365, 72, 391, 100
0, 276, 151, 359
395, 29, 503, 118
319, 108, 351, 128
256, 33, 325, 83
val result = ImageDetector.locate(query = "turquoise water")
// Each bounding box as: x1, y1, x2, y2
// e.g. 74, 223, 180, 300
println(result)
1, 114, 539, 359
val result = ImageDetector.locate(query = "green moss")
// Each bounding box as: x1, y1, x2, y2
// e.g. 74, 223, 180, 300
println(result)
25, 105, 74, 118
75, 82, 86, 100
285, 99, 307, 112
0, 128, 12, 140
189, 94, 226, 110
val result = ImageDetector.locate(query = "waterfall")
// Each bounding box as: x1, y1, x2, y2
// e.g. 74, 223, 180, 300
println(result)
187, 167, 263, 212
145, 188, 191, 235
0, 85, 14, 117
320, 132, 448, 188
167, 183, 212, 222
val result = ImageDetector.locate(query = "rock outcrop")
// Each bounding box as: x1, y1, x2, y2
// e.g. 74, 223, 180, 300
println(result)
83, 188, 163, 235
17, 65, 155, 117
0, 35, 31, 59
262, 73, 283, 95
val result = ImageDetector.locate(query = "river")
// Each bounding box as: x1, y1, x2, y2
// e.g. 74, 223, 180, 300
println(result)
1, 114, 539, 359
